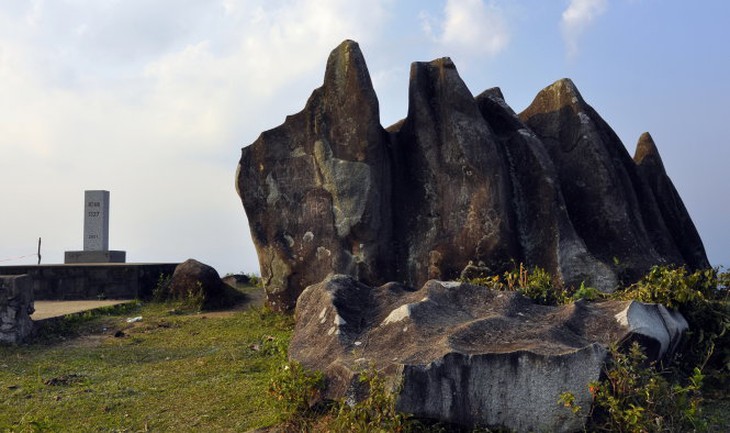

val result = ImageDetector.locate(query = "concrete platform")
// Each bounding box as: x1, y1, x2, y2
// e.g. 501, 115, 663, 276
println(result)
32, 300, 134, 320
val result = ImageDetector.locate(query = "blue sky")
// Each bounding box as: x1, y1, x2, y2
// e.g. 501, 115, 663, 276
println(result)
1, 0, 728, 274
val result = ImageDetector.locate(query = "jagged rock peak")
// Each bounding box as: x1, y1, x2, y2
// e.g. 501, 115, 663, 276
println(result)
237, 39, 708, 311
236, 39, 391, 311
407, 56, 473, 108
522, 78, 589, 115
634, 131, 666, 170
323, 39, 376, 103
632, 132, 710, 269
481, 86, 506, 101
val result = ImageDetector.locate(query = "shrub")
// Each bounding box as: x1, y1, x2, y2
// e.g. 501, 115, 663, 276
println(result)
616, 266, 730, 377
152, 273, 172, 302
151, 274, 207, 312
269, 360, 325, 422
562, 342, 705, 433
464, 263, 570, 306
330, 367, 415, 433
571, 281, 605, 302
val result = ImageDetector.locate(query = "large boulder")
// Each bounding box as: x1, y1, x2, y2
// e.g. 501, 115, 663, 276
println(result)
0, 275, 34, 344
289, 275, 689, 432
237, 40, 708, 311
166, 259, 239, 310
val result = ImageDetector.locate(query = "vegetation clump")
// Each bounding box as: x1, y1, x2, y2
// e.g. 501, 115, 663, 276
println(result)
561, 342, 705, 432
464, 263, 729, 432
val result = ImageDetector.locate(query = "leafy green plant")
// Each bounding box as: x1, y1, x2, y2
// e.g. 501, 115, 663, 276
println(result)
246, 273, 262, 288
269, 360, 325, 423
571, 281, 605, 302
616, 266, 715, 308
179, 281, 206, 311
152, 273, 207, 312
330, 367, 414, 433
463, 263, 570, 306
616, 266, 729, 378
152, 273, 172, 302
561, 342, 706, 433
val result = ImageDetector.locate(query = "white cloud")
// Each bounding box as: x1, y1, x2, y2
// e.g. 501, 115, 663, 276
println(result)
561, 0, 608, 58
423, 0, 509, 59
0, 0, 393, 273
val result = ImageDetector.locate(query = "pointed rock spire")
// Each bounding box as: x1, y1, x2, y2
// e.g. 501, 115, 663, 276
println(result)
236, 40, 392, 311
520, 79, 684, 281
390, 57, 519, 285
633, 133, 709, 269
634, 132, 665, 170
236, 41, 708, 311
475, 88, 616, 290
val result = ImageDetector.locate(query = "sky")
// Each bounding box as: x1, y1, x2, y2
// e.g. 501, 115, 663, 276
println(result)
1, 0, 728, 275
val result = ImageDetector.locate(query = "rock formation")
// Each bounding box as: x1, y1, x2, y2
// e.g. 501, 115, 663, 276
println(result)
519, 80, 706, 283
633, 132, 708, 269
237, 41, 393, 311
165, 259, 241, 310
289, 275, 688, 432
237, 40, 708, 311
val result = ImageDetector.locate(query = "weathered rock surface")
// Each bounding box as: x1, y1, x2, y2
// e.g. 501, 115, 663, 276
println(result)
389, 58, 519, 286
633, 132, 709, 270
519, 79, 694, 282
290, 275, 689, 432
0, 275, 34, 344
237, 40, 708, 311
237, 40, 393, 311
166, 259, 239, 310
474, 88, 617, 290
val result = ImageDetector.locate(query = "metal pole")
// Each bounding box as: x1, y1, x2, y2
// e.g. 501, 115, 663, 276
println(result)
37, 237, 42, 265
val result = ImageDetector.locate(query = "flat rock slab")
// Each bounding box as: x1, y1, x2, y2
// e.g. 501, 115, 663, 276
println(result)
32, 300, 133, 321
290, 275, 688, 432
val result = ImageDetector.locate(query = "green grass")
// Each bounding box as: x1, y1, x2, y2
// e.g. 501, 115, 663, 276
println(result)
0, 300, 293, 432
1, 277, 728, 433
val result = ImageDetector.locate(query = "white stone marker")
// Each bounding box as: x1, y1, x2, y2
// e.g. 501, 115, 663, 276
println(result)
64, 190, 126, 263
83, 190, 110, 251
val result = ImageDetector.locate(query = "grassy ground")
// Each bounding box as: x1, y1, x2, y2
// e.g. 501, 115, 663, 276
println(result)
1, 288, 728, 432
0, 292, 292, 432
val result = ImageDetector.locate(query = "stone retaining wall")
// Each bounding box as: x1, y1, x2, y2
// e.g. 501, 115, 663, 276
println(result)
0, 275, 34, 344
0, 263, 179, 300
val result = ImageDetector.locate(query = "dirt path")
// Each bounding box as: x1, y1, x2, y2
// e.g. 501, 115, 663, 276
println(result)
32, 300, 135, 320
31, 285, 266, 321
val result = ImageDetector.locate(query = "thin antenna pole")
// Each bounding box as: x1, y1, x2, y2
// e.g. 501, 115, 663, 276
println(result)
37, 237, 42, 265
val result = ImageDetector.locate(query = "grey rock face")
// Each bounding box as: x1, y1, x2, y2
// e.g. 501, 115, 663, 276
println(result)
237, 40, 392, 311
0, 275, 34, 344
290, 275, 688, 432
237, 41, 708, 311
390, 58, 519, 287
519, 79, 691, 282
634, 132, 709, 269
475, 88, 617, 291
